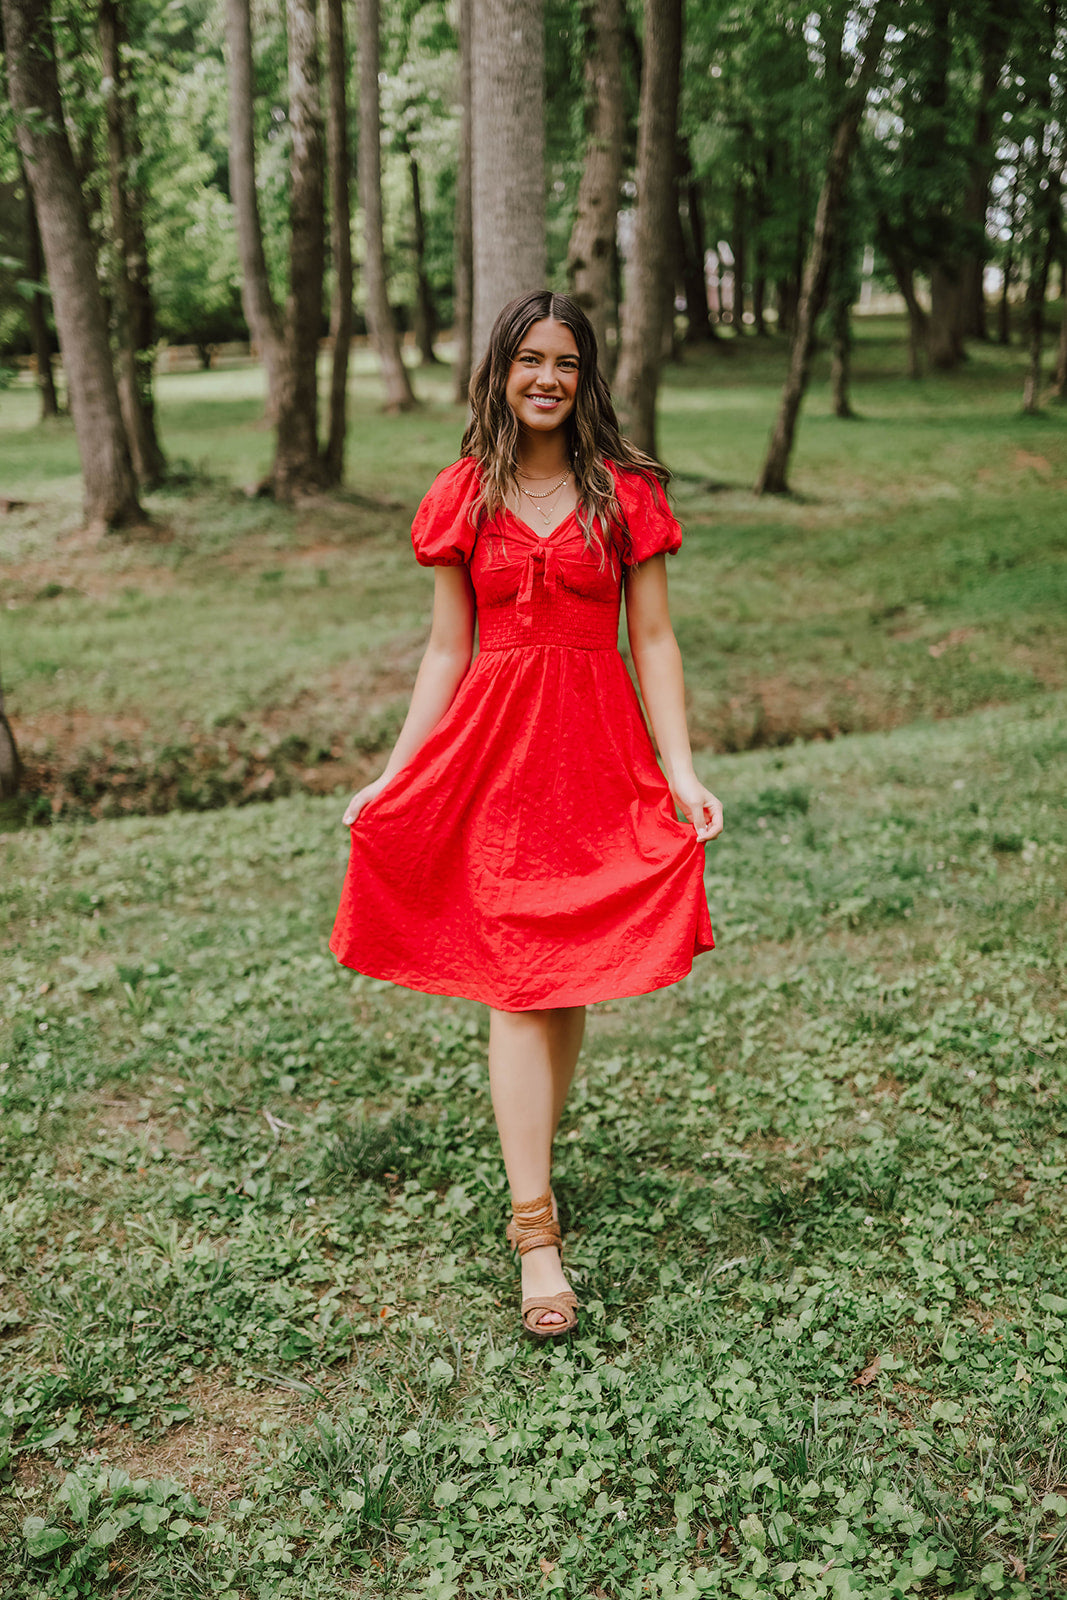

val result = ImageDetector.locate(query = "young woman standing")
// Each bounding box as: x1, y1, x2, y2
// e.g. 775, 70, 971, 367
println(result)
331, 291, 722, 1337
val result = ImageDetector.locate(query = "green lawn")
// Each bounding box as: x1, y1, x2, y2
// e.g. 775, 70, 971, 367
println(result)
1, 324, 1066, 1597
1, 698, 1065, 1596
1, 324, 1064, 820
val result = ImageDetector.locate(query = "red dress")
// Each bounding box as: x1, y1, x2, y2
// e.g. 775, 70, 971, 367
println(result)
329, 458, 714, 1010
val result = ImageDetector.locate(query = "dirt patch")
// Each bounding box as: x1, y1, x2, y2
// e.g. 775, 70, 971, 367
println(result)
14, 1374, 303, 1515
1, 522, 178, 603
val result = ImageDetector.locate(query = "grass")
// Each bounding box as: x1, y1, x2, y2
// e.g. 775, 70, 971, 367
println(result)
1, 322, 1064, 818
1, 320, 1066, 1596
0, 698, 1064, 1595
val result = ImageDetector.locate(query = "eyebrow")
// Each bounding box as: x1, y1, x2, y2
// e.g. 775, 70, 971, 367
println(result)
516, 346, 578, 359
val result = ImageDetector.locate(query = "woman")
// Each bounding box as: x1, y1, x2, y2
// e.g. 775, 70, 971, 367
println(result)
331, 290, 723, 1338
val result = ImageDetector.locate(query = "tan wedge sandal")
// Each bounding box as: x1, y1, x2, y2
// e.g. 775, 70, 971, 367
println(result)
505, 1191, 578, 1340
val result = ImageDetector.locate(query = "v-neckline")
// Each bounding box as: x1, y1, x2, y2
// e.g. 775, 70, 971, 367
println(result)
506, 507, 578, 541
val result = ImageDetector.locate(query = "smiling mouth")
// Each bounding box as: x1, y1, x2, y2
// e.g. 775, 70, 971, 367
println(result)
528, 395, 562, 408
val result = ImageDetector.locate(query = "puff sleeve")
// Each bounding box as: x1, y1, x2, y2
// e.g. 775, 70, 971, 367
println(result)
410, 457, 481, 566
609, 464, 682, 566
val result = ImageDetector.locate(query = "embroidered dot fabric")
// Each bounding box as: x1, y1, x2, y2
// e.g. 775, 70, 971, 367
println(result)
329, 457, 714, 1010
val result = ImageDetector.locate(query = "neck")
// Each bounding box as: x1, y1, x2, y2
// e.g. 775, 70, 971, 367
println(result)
515, 427, 570, 480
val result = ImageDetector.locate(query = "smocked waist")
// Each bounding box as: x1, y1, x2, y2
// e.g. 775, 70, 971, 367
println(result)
477, 597, 620, 651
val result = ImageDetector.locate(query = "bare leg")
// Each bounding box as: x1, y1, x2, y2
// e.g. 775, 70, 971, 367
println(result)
488, 1005, 585, 1327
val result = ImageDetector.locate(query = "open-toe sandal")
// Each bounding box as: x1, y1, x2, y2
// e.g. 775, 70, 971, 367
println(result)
505, 1191, 578, 1341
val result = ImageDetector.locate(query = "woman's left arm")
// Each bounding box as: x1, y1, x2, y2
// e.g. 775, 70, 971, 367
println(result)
625, 555, 723, 842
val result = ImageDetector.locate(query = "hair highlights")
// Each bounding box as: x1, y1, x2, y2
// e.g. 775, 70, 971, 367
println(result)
460, 290, 670, 563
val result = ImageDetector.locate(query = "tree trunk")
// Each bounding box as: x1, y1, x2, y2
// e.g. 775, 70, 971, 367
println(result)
960, 11, 1011, 341
565, 0, 625, 370
775, 276, 798, 339
99, 0, 166, 487
3, 0, 143, 531
614, 0, 682, 457
357, 0, 416, 409
22, 165, 59, 418
679, 141, 715, 343
1022, 231, 1054, 414
451, 0, 473, 402
410, 154, 440, 365
878, 220, 927, 378
1021, 5, 1058, 415
1051, 259, 1067, 398
756, 4, 890, 495
0, 682, 22, 801
730, 176, 746, 331
829, 227, 855, 418
928, 263, 965, 369
322, 0, 352, 485
272, 0, 326, 495
471, 0, 546, 360
224, 0, 282, 404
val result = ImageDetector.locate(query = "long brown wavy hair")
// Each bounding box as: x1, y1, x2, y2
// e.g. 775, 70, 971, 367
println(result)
459, 290, 671, 564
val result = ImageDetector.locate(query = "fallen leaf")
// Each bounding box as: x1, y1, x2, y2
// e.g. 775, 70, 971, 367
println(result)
851, 1354, 882, 1388
1009, 1555, 1026, 1579
379, 1306, 394, 1320
696, 1526, 707, 1550
539, 1557, 556, 1575
1014, 1359, 1032, 1386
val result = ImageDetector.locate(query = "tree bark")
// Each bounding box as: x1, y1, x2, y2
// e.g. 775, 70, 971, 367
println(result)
99, 0, 166, 487
410, 154, 440, 364
614, 0, 682, 457
678, 140, 715, 343
565, 0, 625, 369
928, 263, 965, 369
730, 176, 747, 331
1051, 259, 1067, 398
829, 227, 855, 418
322, 0, 352, 485
273, 0, 326, 495
451, 0, 473, 402
471, 0, 546, 360
0, 681, 21, 801
1021, 4, 1058, 415
878, 218, 927, 378
959, 10, 1011, 341
756, 4, 890, 495
224, 0, 283, 405
357, 0, 416, 409
1022, 229, 1054, 414
22, 164, 59, 418
3, 0, 142, 531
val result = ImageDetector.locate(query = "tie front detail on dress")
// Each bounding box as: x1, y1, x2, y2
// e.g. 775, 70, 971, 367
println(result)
329, 457, 714, 1011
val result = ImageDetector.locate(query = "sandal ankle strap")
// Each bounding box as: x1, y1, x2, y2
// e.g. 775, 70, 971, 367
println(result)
506, 1190, 562, 1256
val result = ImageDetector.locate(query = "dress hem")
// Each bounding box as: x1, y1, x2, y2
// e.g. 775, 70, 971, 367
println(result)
328, 937, 714, 1012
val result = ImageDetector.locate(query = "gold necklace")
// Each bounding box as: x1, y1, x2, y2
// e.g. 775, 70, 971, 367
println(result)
519, 473, 570, 526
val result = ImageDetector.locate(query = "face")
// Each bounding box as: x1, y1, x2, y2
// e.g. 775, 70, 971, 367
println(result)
504, 318, 580, 435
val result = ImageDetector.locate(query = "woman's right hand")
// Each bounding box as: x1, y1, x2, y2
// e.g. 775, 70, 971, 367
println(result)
342, 774, 389, 827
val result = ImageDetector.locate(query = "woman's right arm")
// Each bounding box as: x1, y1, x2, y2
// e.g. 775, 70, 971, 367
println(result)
342, 565, 476, 825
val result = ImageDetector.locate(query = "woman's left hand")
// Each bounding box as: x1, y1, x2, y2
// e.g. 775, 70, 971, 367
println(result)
671, 776, 724, 842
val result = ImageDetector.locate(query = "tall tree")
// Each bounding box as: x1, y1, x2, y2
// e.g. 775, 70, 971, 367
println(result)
357, 0, 416, 409
224, 0, 281, 406
224, 0, 326, 495
322, 0, 352, 484
1020, 1, 1059, 414
470, 0, 546, 359
2, 0, 143, 531
756, 3, 892, 495
99, 0, 166, 486
566, 0, 625, 369
409, 153, 440, 364
614, 0, 683, 457
20, 161, 59, 419
452, 0, 474, 401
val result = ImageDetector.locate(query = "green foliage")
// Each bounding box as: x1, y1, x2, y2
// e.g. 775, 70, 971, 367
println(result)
1, 685, 1065, 1596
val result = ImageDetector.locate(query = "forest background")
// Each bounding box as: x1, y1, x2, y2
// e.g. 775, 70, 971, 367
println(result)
1, 0, 1067, 1597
